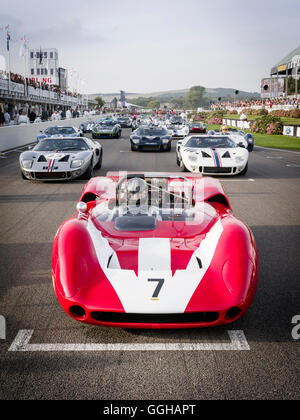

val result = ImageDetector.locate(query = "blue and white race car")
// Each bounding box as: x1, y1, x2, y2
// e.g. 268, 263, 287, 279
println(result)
37, 126, 83, 142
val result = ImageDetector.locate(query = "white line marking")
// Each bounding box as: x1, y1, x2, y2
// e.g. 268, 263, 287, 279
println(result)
256, 146, 300, 155
221, 179, 255, 182
8, 330, 250, 352
286, 164, 300, 168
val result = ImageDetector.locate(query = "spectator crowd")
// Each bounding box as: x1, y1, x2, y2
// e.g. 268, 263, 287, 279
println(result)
0, 70, 82, 98
211, 97, 300, 111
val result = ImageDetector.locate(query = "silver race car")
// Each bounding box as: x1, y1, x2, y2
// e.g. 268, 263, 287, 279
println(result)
20, 137, 103, 181
176, 134, 249, 176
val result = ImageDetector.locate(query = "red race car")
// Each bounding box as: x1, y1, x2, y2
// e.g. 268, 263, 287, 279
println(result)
52, 172, 258, 329
189, 122, 207, 134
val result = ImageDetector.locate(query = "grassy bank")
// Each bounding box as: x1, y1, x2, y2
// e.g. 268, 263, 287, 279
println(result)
206, 124, 300, 151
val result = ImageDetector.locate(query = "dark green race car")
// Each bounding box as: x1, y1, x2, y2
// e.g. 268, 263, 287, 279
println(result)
92, 119, 122, 139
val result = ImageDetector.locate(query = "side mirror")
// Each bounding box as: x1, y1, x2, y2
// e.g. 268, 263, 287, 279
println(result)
28, 146, 33, 150
238, 142, 246, 149
76, 202, 88, 216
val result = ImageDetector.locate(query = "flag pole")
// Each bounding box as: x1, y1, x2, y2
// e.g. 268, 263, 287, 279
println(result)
7, 25, 11, 94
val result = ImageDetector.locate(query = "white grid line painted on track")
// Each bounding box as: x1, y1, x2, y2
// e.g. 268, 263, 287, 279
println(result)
8, 330, 250, 352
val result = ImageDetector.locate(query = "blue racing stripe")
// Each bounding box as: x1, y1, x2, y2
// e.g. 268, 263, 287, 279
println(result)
213, 150, 221, 168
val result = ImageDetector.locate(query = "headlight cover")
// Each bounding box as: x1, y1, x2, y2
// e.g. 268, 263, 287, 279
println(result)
235, 156, 245, 163
21, 159, 33, 169
71, 159, 84, 168
188, 154, 198, 163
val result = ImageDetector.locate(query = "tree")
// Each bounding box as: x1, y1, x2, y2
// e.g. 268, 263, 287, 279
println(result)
148, 100, 160, 109
94, 96, 105, 107
185, 86, 206, 109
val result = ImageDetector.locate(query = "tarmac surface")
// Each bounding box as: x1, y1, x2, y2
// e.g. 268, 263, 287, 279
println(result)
0, 122, 299, 400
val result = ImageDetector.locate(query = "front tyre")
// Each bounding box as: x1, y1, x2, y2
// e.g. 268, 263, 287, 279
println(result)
82, 163, 94, 180
180, 158, 188, 172
21, 171, 28, 180
131, 143, 139, 152
94, 151, 103, 170
240, 163, 248, 176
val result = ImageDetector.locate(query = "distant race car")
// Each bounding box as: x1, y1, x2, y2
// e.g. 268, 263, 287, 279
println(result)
167, 124, 190, 139
208, 129, 255, 152
92, 119, 122, 139
189, 122, 207, 134
80, 121, 96, 134
132, 118, 152, 131
117, 116, 132, 128
37, 126, 83, 142
52, 172, 258, 329
177, 134, 249, 176
130, 126, 172, 151
20, 137, 102, 181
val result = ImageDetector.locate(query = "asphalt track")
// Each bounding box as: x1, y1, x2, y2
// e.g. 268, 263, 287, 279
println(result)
0, 122, 299, 400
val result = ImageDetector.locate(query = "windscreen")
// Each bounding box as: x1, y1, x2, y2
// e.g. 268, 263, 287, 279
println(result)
137, 128, 167, 136
185, 136, 236, 149
34, 138, 89, 152
45, 127, 76, 135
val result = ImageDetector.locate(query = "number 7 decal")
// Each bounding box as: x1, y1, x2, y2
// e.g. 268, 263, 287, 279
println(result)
148, 279, 165, 300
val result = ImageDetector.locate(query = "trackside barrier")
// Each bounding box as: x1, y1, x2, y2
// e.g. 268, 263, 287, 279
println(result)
0, 115, 101, 152
222, 119, 300, 138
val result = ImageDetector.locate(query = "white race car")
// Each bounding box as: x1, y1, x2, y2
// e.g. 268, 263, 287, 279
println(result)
176, 134, 249, 176
167, 124, 190, 139
208, 130, 255, 152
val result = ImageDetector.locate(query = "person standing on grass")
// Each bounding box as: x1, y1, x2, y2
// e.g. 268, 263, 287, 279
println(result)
240, 111, 248, 130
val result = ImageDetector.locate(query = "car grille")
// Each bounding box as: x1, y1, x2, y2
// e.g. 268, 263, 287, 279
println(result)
91, 312, 220, 324
141, 145, 161, 151
203, 167, 233, 174
34, 172, 70, 179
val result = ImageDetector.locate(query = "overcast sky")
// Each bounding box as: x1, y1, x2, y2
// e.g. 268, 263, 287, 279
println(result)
0, 0, 299, 94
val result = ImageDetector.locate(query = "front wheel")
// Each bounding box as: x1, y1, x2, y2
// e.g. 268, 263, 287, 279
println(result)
131, 143, 139, 152
180, 158, 188, 172
165, 143, 172, 152
240, 163, 248, 176
94, 151, 103, 170
82, 163, 94, 179
21, 171, 28, 180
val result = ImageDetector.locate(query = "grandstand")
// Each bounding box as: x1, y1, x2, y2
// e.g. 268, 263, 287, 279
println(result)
261, 46, 300, 98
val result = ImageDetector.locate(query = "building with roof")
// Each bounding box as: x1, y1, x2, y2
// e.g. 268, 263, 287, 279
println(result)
261, 46, 300, 98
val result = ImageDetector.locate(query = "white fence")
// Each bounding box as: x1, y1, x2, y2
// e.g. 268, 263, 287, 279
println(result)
222, 118, 300, 138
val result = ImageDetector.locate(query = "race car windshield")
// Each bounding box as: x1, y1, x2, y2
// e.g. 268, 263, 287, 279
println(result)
34, 138, 89, 152
99, 120, 116, 126
185, 137, 236, 149
44, 127, 76, 135
137, 128, 168, 136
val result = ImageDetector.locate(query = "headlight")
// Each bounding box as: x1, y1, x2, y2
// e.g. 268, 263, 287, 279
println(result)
132, 138, 139, 144
188, 155, 198, 163
235, 156, 245, 163
21, 159, 33, 169
162, 138, 170, 144
71, 159, 84, 168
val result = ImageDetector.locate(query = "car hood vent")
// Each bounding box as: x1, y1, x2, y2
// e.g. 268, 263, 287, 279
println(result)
202, 151, 211, 158
38, 155, 47, 163
222, 152, 231, 158
59, 155, 70, 162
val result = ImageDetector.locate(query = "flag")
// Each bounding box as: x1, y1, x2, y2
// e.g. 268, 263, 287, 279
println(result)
19, 36, 28, 58
7, 31, 10, 52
